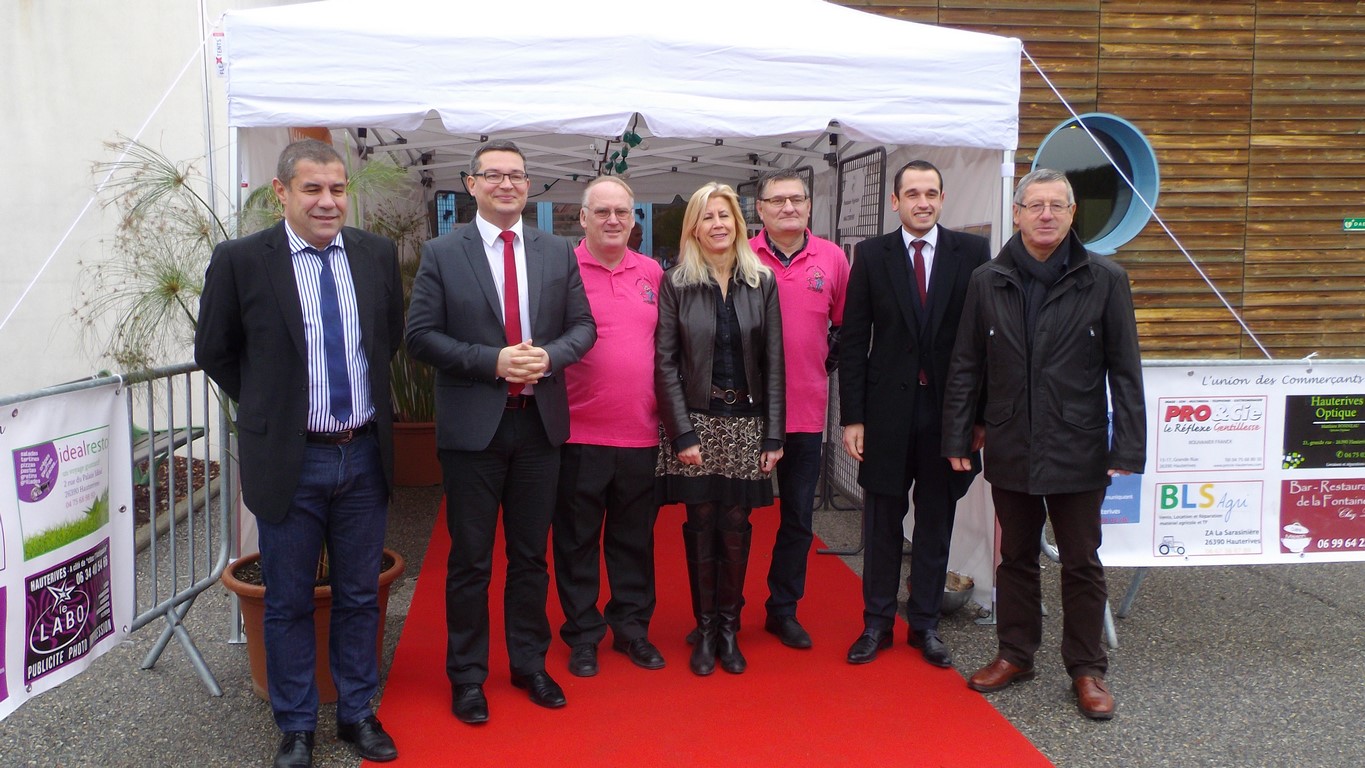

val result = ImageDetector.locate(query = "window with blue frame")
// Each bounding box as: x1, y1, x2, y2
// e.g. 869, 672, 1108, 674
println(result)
1034, 114, 1159, 255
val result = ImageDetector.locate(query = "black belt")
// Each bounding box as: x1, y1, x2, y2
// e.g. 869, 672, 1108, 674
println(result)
709, 386, 750, 406
506, 394, 535, 410
305, 421, 374, 445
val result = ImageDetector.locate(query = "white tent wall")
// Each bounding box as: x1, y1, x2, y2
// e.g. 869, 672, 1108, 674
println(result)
225, 0, 1022, 613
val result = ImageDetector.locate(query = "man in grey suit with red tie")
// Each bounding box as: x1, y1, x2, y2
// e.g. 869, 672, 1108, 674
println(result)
196, 139, 402, 767
406, 140, 596, 725
839, 160, 988, 669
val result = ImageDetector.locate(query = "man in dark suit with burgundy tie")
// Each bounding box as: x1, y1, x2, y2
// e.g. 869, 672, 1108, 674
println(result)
196, 139, 403, 767
838, 160, 988, 669
406, 140, 596, 724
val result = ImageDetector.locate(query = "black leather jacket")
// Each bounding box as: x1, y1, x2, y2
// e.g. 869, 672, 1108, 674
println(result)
654, 269, 785, 451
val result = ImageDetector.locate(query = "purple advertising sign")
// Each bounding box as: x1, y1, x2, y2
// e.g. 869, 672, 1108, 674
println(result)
24, 540, 115, 684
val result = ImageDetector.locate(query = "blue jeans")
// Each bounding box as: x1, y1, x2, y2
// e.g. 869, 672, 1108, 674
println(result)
765, 432, 823, 618
257, 433, 388, 732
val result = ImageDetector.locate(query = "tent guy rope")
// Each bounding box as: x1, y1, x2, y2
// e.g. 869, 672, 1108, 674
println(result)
1021, 46, 1272, 360
0, 16, 225, 338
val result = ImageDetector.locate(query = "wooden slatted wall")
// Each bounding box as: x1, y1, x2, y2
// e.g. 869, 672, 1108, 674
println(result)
1245, 1, 1365, 359
842, 1, 1365, 360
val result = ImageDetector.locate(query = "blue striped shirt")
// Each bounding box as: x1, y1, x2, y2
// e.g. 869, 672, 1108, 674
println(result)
286, 224, 374, 432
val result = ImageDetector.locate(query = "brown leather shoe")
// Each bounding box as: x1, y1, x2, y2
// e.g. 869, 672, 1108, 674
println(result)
1073, 675, 1115, 720
967, 656, 1036, 693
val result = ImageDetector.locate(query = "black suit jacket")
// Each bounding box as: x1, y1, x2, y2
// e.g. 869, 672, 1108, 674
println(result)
838, 224, 988, 498
194, 222, 403, 524
404, 222, 596, 451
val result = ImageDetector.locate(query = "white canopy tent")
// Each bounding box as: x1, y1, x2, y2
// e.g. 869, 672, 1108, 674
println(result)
223, 0, 1021, 607
223, 0, 1020, 209
225, 0, 1019, 146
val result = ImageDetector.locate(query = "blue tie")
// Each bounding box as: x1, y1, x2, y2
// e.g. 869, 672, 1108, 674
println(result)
314, 246, 353, 424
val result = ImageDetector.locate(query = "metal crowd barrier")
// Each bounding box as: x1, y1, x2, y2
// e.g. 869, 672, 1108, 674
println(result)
1, 364, 234, 696
818, 370, 866, 555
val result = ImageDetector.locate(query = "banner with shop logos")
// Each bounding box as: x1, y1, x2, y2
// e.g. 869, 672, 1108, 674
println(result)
1100, 361, 1365, 567
0, 384, 133, 721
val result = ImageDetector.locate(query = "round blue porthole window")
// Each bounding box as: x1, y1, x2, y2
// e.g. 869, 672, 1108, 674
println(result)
1034, 113, 1158, 255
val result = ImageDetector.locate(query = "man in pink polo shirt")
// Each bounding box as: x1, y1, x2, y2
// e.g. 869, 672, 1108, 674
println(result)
552, 176, 667, 677
750, 168, 850, 649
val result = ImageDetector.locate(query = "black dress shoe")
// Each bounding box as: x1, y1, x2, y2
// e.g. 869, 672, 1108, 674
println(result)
451, 684, 489, 725
568, 643, 598, 677
908, 629, 954, 668
612, 637, 666, 670
511, 670, 567, 708
846, 629, 893, 664
273, 731, 313, 768
337, 715, 398, 762
764, 615, 813, 649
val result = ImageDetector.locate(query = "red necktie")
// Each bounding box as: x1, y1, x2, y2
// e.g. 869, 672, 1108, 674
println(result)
912, 239, 929, 387
499, 230, 524, 396
912, 239, 928, 306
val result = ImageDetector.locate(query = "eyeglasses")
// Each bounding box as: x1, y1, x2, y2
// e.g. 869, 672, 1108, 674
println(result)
589, 207, 634, 222
1018, 201, 1072, 216
758, 195, 809, 207
472, 171, 529, 185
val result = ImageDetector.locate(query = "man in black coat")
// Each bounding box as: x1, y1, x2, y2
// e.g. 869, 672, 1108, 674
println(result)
196, 139, 402, 767
839, 160, 988, 668
943, 168, 1146, 721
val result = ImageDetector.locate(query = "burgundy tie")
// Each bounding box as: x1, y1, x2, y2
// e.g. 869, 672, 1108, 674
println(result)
912, 239, 928, 306
912, 239, 929, 387
499, 230, 524, 396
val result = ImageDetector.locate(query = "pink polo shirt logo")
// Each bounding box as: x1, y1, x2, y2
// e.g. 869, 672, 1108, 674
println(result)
636, 278, 657, 305
805, 265, 827, 293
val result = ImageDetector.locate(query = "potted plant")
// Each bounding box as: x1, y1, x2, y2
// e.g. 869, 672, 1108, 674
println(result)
364, 198, 442, 486
220, 548, 406, 703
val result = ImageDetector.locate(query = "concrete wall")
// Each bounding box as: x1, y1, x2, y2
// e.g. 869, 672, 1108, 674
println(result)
1, 0, 292, 395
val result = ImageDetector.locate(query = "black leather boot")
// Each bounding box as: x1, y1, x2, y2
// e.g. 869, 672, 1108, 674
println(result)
683, 522, 717, 676
717, 523, 752, 674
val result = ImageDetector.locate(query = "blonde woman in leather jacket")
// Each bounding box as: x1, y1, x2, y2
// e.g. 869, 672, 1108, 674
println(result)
655, 182, 785, 676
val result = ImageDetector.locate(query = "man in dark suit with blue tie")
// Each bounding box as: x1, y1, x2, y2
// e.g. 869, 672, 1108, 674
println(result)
406, 140, 596, 725
196, 139, 403, 767
838, 160, 988, 669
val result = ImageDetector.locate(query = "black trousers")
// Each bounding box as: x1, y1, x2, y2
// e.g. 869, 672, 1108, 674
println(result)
992, 485, 1108, 680
551, 443, 661, 647
862, 390, 957, 632
440, 407, 559, 686
766, 431, 823, 619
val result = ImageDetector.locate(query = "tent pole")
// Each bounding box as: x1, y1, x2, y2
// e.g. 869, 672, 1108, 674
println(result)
997, 150, 1015, 254
197, 0, 218, 225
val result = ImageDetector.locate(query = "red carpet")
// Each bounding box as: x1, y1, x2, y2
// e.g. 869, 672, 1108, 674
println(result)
373, 503, 1052, 767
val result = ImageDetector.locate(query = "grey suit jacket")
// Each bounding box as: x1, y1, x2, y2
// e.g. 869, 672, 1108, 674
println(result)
194, 222, 403, 524
405, 221, 596, 451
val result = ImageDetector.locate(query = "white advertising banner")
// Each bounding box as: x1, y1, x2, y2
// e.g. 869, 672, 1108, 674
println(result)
0, 384, 134, 721
1100, 361, 1365, 568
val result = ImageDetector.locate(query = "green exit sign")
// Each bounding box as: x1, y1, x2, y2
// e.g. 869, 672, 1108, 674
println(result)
1346, 218, 1365, 231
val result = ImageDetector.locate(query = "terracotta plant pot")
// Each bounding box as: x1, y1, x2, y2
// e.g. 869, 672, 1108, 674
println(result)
221, 548, 406, 703
392, 421, 441, 487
